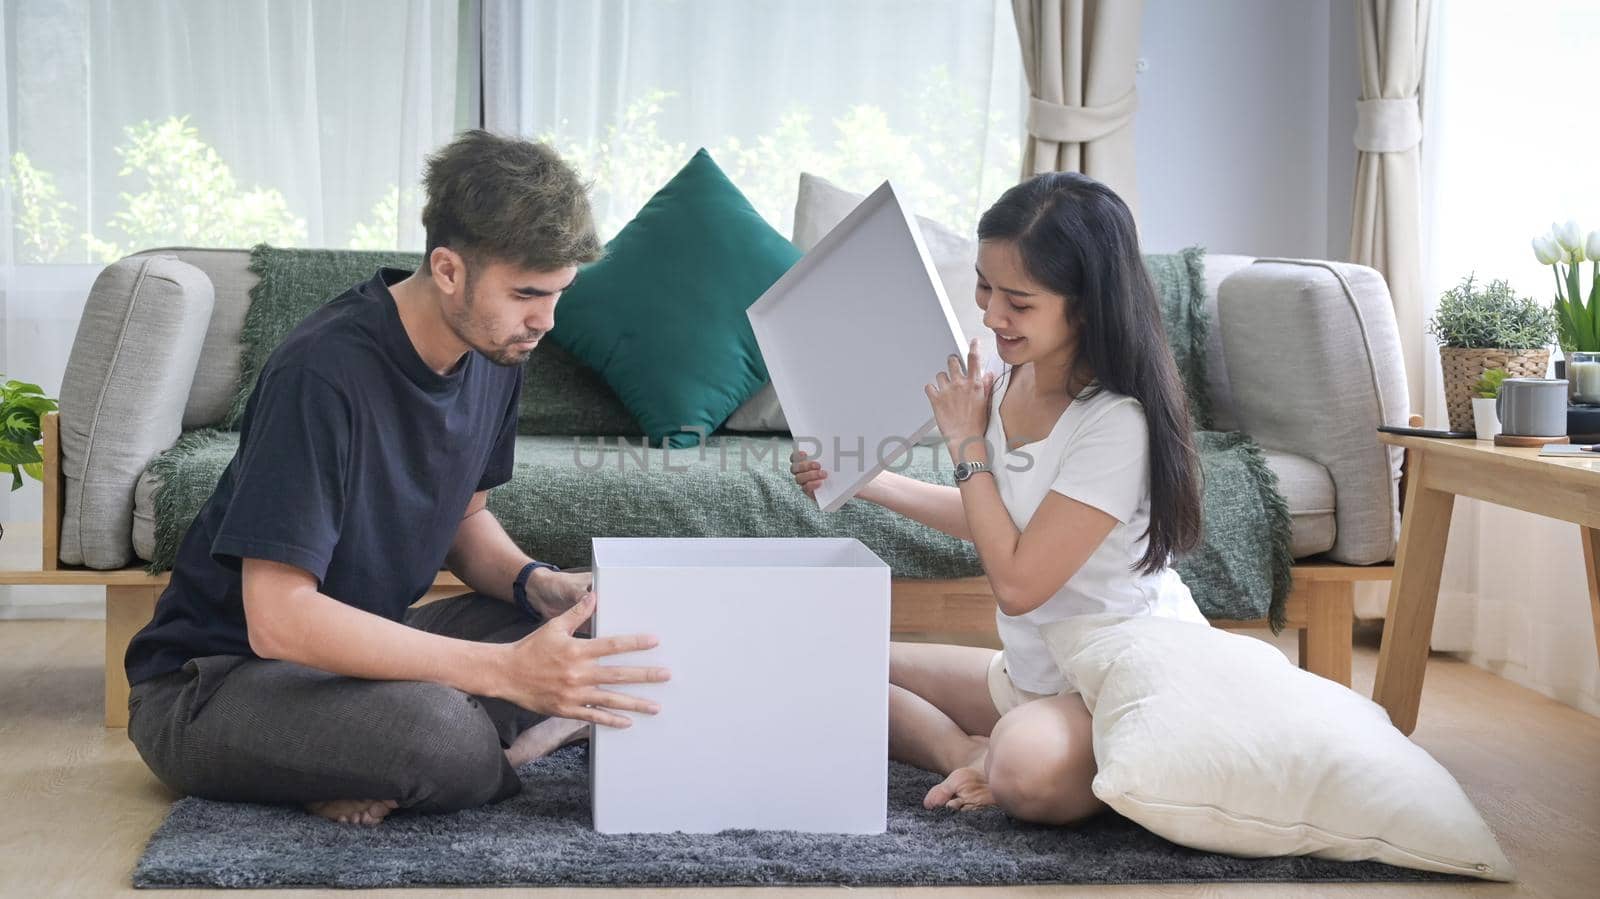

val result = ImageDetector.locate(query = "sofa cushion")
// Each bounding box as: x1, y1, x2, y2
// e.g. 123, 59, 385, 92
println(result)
137, 432, 979, 580
131, 465, 159, 563
1219, 260, 1409, 564
516, 340, 641, 436
1264, 449, 1336, 558
132, 248, 257, 430
133, 430, 1293, 624
58, 255, 213, 568
551, 149, 801, 447
792, 172, 987, 351
134, 248, 606, 433
1198, 253, 1257, 433
193, 244, 640, 437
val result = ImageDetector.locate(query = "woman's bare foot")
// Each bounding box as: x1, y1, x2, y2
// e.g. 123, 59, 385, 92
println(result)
506, 716, 591, 768
924, 766, 995, 811
306, 798, 398, 826
924, 736, 995, 812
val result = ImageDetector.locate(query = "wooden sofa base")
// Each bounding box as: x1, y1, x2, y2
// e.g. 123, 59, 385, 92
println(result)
97, 564, 1387, 728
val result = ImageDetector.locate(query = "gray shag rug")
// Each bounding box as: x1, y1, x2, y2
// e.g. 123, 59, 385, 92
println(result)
134, 746, 1461, 889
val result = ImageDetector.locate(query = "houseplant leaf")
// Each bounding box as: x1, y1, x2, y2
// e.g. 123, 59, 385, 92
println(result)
0, 374, 59, 488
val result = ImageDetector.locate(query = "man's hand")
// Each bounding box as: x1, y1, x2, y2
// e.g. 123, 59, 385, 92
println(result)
495, 592, 670, 728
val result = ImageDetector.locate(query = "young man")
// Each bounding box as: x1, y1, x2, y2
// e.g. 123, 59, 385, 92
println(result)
124, 131, 668, 826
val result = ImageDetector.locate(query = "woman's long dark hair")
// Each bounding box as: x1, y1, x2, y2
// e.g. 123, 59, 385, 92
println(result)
977, 172, 1201, 573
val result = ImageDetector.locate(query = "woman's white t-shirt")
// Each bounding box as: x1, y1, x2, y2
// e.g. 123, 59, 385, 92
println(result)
985, 371, 1204, 694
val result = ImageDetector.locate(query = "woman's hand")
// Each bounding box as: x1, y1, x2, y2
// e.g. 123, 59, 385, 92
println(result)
527, 567, 594, 636
790, 449, 829, 501
926, 338, 995, 464
792, 450, 894, 506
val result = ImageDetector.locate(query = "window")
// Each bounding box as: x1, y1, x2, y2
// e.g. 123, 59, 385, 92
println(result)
1, 0, 466, 265
483, 0, 1025, 239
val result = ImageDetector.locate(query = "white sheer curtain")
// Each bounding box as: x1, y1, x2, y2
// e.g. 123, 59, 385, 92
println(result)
1413, 0, 1599, 716
3, 0, 464, 264
0, 0, 467, 616
482, 0, 1025, 240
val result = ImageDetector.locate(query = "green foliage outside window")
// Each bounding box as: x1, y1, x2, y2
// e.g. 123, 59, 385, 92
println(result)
6, 69, 1015, 261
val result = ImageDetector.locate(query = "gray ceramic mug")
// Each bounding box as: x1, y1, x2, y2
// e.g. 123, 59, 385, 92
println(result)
1496, 378, 1569, 437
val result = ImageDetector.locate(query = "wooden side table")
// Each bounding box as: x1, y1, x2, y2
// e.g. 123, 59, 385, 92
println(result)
1374, 434, 1600, 734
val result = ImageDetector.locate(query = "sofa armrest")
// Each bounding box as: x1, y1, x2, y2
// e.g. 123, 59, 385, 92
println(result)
1218, 259, 1411, 564
57, 256, 215, 569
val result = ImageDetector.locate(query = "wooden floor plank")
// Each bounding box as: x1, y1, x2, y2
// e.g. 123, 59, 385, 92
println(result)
0, 619, 1595, 898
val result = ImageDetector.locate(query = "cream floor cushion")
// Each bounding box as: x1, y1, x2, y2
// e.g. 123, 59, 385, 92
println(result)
1041, 614, 1514, 881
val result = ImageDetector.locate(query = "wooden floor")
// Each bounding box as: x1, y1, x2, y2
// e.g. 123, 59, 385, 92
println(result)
1, 620, 1595, 899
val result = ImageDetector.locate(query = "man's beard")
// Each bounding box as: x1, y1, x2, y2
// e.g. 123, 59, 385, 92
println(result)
449, 277, 541, 367
475, 330, 539, 367
483, 344, 537, 367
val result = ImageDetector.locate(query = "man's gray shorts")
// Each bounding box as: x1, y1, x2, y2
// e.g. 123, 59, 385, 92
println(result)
127, 593, 541, 813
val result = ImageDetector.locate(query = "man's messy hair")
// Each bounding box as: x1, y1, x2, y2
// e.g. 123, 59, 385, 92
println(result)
422, 130, 602, 272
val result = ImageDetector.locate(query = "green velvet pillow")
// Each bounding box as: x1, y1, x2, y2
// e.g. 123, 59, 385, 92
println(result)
551, 149, 801, 448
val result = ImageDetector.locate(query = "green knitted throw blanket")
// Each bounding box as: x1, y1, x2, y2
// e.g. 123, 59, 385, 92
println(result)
145, 430, 1289, 625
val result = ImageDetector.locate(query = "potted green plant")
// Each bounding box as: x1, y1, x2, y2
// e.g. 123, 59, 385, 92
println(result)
1470, 368, 1508, 440
1426, 275, 1557, 433
0, 377, 59, 494
1531, 221, 1600, 403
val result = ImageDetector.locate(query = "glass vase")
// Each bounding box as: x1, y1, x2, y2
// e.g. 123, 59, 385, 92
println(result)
1571, 351, 1600, 405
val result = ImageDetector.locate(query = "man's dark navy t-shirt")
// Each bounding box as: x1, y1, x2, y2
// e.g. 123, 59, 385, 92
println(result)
125, 268, 522, 686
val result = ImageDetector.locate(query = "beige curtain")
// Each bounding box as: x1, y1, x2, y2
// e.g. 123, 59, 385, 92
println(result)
1349, 0, 1431, 416
1011, 0, 1143, 212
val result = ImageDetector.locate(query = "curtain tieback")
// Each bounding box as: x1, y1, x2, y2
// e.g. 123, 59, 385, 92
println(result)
1025, 89, 1138, 144
1354, 96, 1421, 153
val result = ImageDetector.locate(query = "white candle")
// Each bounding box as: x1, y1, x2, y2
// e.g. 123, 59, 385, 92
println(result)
1574, 361, 1600, 404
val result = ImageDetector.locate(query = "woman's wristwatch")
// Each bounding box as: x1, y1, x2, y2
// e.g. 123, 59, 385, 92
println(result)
953, 460, 993, 482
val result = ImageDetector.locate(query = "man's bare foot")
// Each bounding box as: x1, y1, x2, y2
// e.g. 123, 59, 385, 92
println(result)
506, 716, 591, 768
306, 798, 398, 826
924, 736, 995, 812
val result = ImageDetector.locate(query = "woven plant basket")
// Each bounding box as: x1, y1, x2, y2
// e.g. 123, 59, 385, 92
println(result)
1440, 347, 1550, 432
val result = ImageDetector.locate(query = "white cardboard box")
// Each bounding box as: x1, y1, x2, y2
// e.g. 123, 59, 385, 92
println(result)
747, 181, 969, 512
590, 537, 891, 834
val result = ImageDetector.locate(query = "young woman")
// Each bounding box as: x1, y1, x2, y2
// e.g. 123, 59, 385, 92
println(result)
790, 172, 1204, 825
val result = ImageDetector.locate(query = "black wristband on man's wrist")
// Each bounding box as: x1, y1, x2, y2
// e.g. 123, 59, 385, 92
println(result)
512, 559, 562, 619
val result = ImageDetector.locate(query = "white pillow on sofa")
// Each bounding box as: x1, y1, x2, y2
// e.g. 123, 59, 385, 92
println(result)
725, 173, 988, 433
1039, 614, 1514, 881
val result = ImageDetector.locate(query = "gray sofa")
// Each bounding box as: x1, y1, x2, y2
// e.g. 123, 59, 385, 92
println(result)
53, 169, 1411, 589
56, 251, 1410, 575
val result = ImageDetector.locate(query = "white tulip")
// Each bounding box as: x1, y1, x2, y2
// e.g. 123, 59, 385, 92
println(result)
1554, 219, 1584, 252
1587, 230, 1600, 263
1532, 233, 1564, 265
